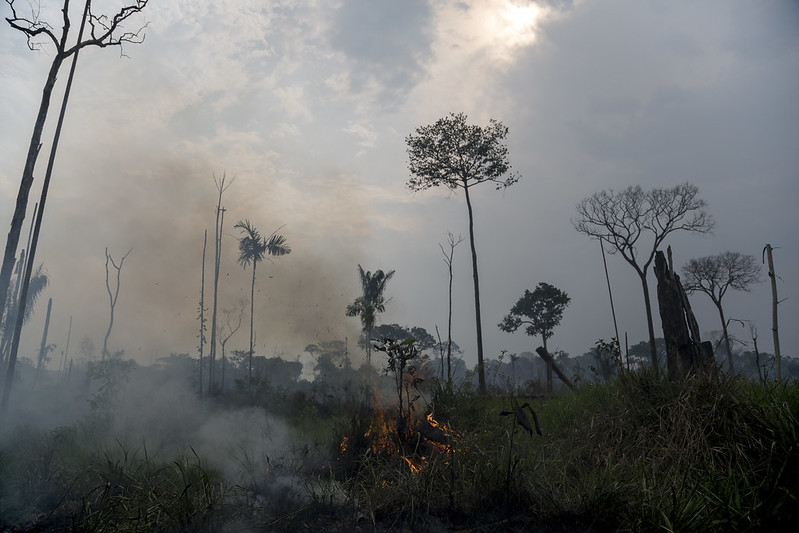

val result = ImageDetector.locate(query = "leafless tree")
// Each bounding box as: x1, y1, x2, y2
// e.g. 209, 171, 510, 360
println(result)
407, 113, 520, 394
681, 251, 761, 373
102, 247, 132, 360
219, 303, 244, 394
439, 231, 463, 386
208, 174, 232, 394
573, 183, 713, 372
0, 0, 149, 331
762, 244, 782, 380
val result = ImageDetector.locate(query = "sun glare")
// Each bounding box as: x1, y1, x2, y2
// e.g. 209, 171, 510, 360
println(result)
500, 2, 543, 47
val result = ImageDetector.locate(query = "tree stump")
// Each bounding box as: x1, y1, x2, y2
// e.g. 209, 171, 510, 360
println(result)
654, 248, 713, 380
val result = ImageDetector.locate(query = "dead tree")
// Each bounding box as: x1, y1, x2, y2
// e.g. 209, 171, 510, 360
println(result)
34, 297, 54, 386
439, 231, 463, 386
0, 0, 149, 331
762, 244, 782, 381
654, 248, 713, 380
102, 248, 132, 360
208, 174, 232, 394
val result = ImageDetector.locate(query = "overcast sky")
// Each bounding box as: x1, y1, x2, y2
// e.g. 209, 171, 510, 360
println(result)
1, 0, 797, 373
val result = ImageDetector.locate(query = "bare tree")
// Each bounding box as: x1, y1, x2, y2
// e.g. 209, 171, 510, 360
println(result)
219, 303, 244, 395
681, 251, 761, 373
439, 231, 463, 386
208, 174, 232, 394
406, 112, 520, 394
0, 0, 149, 330
102, 248, 132, 360
197, 229, 207, 397
762, 244, 782, 381
573, 183, 714, 371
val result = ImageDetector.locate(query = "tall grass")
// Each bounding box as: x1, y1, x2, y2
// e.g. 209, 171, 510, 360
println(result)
1, 371, 796, 530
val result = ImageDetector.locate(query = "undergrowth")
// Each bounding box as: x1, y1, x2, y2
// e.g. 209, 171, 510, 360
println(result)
1, 371, 797, 531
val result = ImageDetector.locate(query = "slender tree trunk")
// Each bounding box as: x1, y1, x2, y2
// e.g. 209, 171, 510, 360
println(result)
248, 261, 256, 393
462, 184, 486, 394
763, 244, 781, 381
199, 229, 207, 398
446, 244, 454, 386
103, 248, 130, 359
61, 315, 72, 373
0, 56, 64, 330
716, 301, 734, 373
639, 270, 659, 371
600, 238, 621, 346
209, 197, 225, 394
543, 337, 552, 393
1, 0, 89, 414
35, 298, 53, 386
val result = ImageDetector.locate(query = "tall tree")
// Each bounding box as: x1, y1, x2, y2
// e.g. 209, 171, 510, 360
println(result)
0, 0, 149, 331
681, 251, 761, 373
440, 231, 463, 386
499, 282, 571, 392
235, 220, 291, 393
762, 244, 782, 380
406, 112, 519, 394
346, 265, 395, 366
208, 174, 232, 394
573, 183, 713, 371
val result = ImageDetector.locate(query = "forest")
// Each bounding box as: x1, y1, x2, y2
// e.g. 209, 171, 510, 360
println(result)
2, 0, 798, 531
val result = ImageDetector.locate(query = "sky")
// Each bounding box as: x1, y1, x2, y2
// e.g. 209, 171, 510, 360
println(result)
1, 0, 797, 374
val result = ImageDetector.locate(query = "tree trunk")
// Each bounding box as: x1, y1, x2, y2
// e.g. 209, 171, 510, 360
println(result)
462, 183, 486, 394
653, 250, 712, 380
0, 56, 64, 330
716, 301, 734, 373
248, 261, 256, 393
535, 347, 575, 391
543, 337, 552, 393
763, 244, 781, 381
199, 230, 207, 398
35, 298, 53, 386
638, 270, 659, 372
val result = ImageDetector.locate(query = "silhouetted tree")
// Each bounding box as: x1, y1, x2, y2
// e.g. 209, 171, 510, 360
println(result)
235, 220, 290, 392
499, 282, 571, 392
406, 112, 520, 394
440, 231, 463, 386
346, 266, 395, 365
0, 0, 149, 331
573, 183, 714, 371
682, 251, 761, 373
208, 174, 232, 393
102, 248, 131, 360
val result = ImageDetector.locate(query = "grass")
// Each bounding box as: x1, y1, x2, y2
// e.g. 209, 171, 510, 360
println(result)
1, 370, 797, 531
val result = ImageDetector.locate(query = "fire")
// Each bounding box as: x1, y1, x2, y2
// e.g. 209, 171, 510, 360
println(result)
336, 408, 461, 476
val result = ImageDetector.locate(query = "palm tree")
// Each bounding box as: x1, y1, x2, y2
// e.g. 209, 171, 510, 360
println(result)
235, 220, 290, 393
346, 265, 395, 365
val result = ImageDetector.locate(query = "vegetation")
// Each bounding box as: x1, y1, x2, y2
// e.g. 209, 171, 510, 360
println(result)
1, 353, 797, 531
682, 251, 762, 373
406, 112, 520, 395
235, 219, 291, 393
573, 183, 714, 372
346, 265, 395, 365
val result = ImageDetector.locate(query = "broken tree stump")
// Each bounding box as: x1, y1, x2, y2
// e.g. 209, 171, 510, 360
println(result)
654, 247, 713, 380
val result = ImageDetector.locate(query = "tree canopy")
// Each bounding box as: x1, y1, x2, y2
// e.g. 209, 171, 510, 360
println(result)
573, 183, 713, 371
499, 282, 571, 351
406, 112, 519, 395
